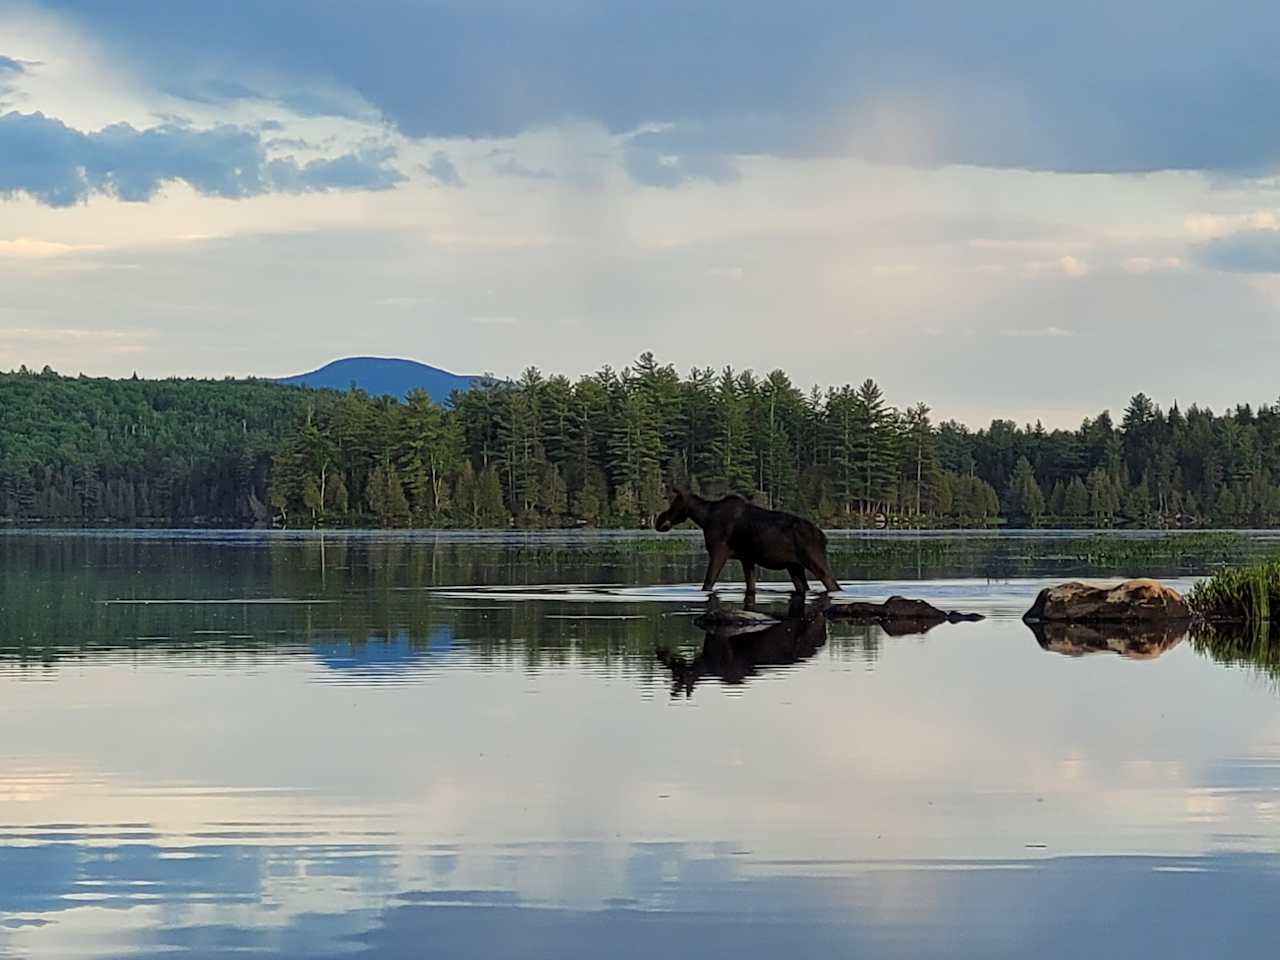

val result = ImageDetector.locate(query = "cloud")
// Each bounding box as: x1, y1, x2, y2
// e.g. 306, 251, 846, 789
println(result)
1003, 326, 1080, 338
622, 141, 739, 188
1196, 229, 1280, 273
0, 238, 102, 259
0, 111, 405, 206
267, 145, 405, 193
1123, 256, 1184, 274
36, 1, 1280, 175
1058, 255, 1089, 278
494, 156, 555, 180
0, 54, 25, 98
423, 150, 463, 187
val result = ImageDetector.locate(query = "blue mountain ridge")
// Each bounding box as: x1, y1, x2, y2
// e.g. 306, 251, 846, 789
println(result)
277, 356, 481, 403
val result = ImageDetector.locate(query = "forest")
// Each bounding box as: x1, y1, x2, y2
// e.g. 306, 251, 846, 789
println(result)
4, 355, 1280, 529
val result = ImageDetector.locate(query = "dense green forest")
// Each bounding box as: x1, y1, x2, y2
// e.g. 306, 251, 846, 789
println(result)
6, 355, 1280, 528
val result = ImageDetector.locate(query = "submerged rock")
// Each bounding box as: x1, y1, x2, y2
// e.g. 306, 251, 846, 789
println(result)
1029, 621, 1186, 660
826, 596, 984, 629
1023, 579, 1189, 624
692, 596, 983, 634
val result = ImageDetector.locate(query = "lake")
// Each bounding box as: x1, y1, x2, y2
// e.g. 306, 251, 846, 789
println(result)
1, 530, 1278, 958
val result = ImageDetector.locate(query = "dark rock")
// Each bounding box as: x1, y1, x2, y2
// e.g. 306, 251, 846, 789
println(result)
1023, 579, 1189, 624
826, 595, 984, 628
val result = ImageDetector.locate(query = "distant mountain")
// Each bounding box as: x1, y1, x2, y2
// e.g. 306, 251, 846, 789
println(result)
277, 357, 482, 403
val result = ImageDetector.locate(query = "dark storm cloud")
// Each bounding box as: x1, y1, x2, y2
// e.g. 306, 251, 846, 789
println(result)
0, 111, 404, 206
1196, 230, 1280, 273
35, 0, 1280, 176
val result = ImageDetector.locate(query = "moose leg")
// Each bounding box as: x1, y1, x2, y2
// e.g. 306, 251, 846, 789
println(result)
787, 564, 809, 595
701, 545, 730, 592
809, 559, 841, 593
741, 560, 758, 601
805, 546, 842, 593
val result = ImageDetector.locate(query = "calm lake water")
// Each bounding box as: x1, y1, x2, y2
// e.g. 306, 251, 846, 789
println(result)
1, 530, 1279, 958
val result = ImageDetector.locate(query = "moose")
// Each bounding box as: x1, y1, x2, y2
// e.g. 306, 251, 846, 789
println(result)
654, 486, 841, 595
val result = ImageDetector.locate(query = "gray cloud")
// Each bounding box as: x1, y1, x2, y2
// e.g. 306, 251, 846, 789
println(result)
494, 156, 555, 181
267, 145, 405, 193
423, 151, 463, 187
1196, 230, 1280, 273
0, 54, 24, 98
35, 1, 1280, 176
0, 111, 404, 206
622, 142, 739, 188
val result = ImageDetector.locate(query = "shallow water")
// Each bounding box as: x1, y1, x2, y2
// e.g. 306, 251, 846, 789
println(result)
1, 531, 1278, 958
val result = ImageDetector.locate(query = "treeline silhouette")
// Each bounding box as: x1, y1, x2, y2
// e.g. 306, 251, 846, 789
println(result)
5, 355, 1280, 528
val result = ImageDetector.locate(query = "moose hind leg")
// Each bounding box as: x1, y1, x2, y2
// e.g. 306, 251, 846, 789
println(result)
809, 558, 841, 593
741, 560, 758, 599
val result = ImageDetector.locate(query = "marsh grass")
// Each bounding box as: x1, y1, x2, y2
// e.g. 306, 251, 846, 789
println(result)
1187, 560, 1280, 625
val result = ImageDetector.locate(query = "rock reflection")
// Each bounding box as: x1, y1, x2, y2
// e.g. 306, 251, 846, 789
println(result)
1028, 621, 1186, 660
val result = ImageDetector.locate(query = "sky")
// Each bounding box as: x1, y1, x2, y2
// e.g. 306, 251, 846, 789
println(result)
2, 1, 1280, 427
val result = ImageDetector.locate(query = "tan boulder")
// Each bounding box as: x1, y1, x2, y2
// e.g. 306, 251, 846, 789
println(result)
1023, 579, 1190, 624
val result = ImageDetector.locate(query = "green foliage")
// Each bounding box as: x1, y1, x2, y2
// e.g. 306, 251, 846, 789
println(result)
0, 369, 309, 523
13, 364, 1280, 530
1188, 560, 1280, 625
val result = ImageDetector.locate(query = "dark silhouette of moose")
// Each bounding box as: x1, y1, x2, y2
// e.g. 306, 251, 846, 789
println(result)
656, 604, 828, 698
654, 486, 841, 594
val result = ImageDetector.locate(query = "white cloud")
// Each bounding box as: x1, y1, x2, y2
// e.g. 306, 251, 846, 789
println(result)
1003, 326, 1080, 339
1184, 210, 1279, 238
0, 237, 101, 258
1123, 255, 1185, 274
1059, 255, 1090, 277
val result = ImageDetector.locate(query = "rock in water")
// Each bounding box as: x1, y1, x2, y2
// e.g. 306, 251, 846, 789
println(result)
1023, 579, 1189, 624
827, 596, 983, 623
826, 596, 984, 635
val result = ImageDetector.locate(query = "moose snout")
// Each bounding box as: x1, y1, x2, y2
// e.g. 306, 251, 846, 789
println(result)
655, 514, 672, 532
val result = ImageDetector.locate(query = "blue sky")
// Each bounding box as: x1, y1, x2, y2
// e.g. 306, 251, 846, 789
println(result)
1, 1, 1279, 425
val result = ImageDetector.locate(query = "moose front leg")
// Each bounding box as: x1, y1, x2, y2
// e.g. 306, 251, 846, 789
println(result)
787, 563, 810, 595
701, 545, 730, 593
741, 560, 757, 600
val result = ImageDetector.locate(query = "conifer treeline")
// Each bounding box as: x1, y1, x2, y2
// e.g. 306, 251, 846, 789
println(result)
267, 353, 1280, 529
5, 357, 1280, 528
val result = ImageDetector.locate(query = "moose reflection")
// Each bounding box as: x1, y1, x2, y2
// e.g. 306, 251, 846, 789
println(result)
656, 597, 828, 697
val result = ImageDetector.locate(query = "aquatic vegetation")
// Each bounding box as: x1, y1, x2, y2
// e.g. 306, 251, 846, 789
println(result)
1187, 559, 1280, 625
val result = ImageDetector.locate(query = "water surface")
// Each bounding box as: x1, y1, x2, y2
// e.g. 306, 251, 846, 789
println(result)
1, 531, 1278, 958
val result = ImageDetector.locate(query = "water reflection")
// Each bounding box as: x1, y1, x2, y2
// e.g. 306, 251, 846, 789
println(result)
1029, 621, 1187, 660
3, 533, 1280, 958
656, 609, 829, 697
